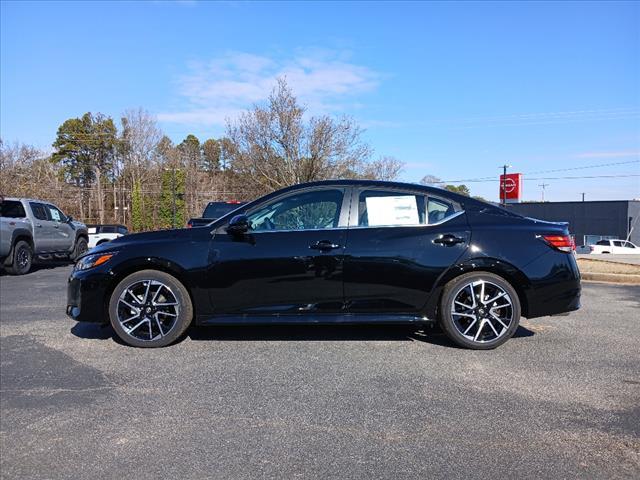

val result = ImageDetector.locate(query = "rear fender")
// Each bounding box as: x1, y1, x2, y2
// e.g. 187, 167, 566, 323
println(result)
424, 257, 531, 319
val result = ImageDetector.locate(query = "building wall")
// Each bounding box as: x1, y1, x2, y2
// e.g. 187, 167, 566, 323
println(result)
507, 201, 640, 245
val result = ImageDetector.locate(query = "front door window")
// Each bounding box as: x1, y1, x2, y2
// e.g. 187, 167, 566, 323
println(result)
248, 189, 344, 232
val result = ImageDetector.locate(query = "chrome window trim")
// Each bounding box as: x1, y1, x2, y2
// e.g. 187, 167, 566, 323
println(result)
347, 210, 466, 230
242, 210, 465, 234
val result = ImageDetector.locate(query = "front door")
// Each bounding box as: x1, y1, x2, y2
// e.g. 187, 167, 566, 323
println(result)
44, 204, 75, 252
207, 187, 349, 315
343, 188, 470, 313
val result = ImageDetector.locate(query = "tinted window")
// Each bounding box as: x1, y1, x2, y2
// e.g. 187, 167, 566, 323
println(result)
613, 241, 624, 247
118, 226, 129, 235
1, 200, 26, 218
624, 242, 636, 249
101, 226, 117, 233
248, 190, 343, 232
596, 240, 610, 246
29, 202, 49, 221
427, 197, 458, 224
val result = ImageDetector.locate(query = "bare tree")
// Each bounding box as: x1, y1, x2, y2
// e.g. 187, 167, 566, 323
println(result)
225, 78, 372, 193
361, 155, 405, 181
120, 108, 163, 181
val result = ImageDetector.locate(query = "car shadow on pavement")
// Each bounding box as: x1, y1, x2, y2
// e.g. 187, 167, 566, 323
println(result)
187, 323, 536, 348
71, 322, 535, 348
0, 261, 71, 276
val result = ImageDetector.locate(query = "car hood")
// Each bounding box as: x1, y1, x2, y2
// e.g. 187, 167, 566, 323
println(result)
89, 228, 195, 254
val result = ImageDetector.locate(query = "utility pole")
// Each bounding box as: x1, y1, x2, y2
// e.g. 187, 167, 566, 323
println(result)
500, 164, 511, 206
580, 192, 586, 202
538, 182, 549, 202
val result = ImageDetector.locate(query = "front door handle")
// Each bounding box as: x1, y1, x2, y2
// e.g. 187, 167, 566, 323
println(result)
433, 234, 465, 246
310, 240, 341, 251
35, 223, 42, 228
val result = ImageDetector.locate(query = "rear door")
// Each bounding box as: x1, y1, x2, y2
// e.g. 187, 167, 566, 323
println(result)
28, 202, 56, 252
343, 187, 470, 313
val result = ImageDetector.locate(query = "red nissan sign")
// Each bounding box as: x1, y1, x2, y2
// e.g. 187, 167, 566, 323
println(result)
499, 173, 522, 203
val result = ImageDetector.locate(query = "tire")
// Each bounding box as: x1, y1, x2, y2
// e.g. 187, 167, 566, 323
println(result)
6, 241, 33, 275
70, 237, 89, 261
439, 272, 521, 350
97, 239, 110, 246
108, 269, 193, 348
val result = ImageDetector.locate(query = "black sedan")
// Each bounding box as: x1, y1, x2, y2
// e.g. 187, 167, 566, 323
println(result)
67, 180, 580, 349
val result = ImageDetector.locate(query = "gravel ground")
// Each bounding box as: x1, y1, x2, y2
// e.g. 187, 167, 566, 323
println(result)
1, 264, 639, 479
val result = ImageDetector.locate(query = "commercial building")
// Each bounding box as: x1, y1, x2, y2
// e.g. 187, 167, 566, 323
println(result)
506, 200, 640, 246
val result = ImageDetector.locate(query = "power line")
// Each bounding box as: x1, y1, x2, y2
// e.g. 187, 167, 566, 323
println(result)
438, 174, 640, 184
438, 159, 640, 184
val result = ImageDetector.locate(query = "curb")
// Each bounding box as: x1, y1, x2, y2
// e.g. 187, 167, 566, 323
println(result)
581, 272, 640, 285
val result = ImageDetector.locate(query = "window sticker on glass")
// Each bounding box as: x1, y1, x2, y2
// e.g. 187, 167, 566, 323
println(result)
49, 207, 61, 221
365, 195, 419, 226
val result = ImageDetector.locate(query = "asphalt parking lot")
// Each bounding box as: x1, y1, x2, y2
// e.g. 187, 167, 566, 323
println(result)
1, 264, 639, 479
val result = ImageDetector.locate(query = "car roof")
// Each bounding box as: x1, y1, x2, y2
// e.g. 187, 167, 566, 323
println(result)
274, 179, 478, 204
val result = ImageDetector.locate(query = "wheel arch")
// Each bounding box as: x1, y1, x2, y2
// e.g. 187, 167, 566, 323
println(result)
103, 257, 196, 320
424, 257, 531, 319
5, 232, 34, 266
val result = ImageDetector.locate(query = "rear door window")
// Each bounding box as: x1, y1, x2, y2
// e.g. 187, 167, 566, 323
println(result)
358, 189, 461, 227
358, 190, 425, 227
29, 202, 49, 221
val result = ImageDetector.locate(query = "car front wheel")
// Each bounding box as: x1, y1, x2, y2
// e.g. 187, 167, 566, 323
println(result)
439, 272, 521, 350
108, 270, 193, 348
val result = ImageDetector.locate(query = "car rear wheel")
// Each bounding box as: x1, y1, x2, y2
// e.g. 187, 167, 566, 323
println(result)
439, 272, 521, 350
6, 241, 33, 275
108, 270, 193, 348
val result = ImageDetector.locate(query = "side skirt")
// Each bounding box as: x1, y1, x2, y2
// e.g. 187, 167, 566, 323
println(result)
196, 313, 435, 326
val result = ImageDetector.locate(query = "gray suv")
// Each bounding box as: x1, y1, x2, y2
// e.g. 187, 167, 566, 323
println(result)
0, 198, 88, 275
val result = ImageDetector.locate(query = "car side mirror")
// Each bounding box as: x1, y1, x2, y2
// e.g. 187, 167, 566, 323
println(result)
67, 215, 74, 223
226, 214, 250, 235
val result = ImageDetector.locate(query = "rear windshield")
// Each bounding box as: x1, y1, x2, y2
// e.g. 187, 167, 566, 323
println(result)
203, 203, 242, 219
1, 200, 26, 218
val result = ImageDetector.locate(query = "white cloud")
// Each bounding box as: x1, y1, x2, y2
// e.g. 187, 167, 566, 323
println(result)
157, 50, 380, 126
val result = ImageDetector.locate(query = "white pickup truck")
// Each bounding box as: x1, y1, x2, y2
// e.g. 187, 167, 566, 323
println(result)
589, 239, 640, 255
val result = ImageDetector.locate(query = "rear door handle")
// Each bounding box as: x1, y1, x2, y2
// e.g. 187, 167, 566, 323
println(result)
433, 234, 465, 246
310, 240, 341, 251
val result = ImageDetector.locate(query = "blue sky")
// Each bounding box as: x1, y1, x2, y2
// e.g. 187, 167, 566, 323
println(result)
1, 0, 639, 201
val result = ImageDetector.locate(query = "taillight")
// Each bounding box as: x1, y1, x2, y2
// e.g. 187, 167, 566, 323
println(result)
540, 234, 573, 253
187, 222, 192, 228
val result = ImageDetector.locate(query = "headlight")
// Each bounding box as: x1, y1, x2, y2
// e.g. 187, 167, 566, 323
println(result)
74, 252, 117, 271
